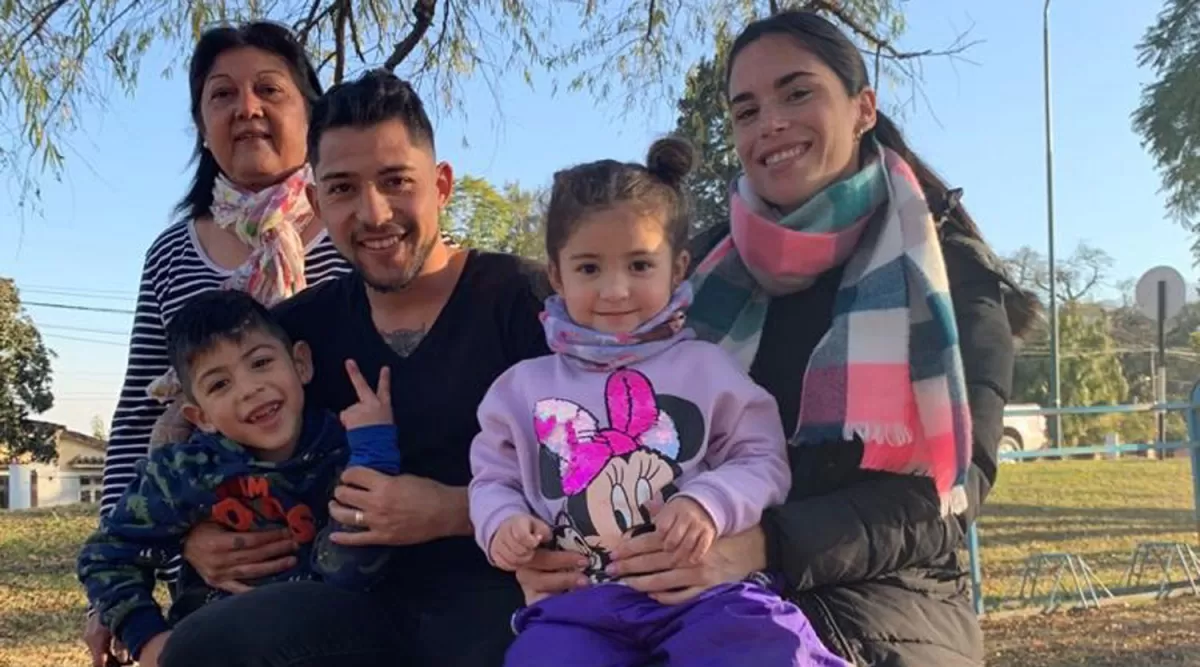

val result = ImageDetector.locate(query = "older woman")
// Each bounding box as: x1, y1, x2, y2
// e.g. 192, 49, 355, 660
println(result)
519, 11, 1035, 667
87, 20, 349, 666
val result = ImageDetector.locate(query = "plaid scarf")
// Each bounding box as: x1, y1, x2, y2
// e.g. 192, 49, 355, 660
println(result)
541, 282, 694, 372
688, 146, 971, 515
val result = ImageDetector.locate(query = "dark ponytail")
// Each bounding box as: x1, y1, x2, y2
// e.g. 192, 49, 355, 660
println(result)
868, 112, 1041, 336
868, 112, 976, 238
728, 10, 1041, 337
175, 21, 322, 222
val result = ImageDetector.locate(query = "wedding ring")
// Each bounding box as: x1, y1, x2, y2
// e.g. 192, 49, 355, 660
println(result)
354, 510, 365, 527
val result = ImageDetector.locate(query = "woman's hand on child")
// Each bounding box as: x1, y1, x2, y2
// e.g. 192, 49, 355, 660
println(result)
514, 549, 591, 606
182, 522, 298, 593
340, 360, 393, 429
490, 514, 552, 571
137, 631, 171, 667
654, 497, 717, 565
606, 526, 767, 605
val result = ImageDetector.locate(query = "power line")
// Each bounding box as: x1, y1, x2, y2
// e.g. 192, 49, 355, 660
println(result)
18, 283, 134, 297
23, 300, 134, 315
55, 375, 124, 384
41, 324, 129, 336
55, 371, 122, 378
44, 333, 128, 347
19, 288, 135, 303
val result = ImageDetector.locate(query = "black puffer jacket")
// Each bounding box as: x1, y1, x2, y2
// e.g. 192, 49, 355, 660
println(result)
689, 223, 1015, 667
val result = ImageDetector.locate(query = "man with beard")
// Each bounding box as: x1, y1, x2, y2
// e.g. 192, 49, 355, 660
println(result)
160, 70, 552, 667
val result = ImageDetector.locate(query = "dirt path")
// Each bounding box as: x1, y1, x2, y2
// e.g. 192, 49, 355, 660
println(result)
984, 595, 1200, 666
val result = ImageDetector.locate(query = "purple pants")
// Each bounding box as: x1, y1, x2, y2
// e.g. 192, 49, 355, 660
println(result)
506, 581, 851, 667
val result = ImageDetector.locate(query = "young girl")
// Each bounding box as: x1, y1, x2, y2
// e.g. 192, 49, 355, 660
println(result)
468, 137, 850, 667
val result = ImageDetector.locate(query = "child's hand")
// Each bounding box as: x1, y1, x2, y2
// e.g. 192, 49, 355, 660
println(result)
340, 360, 393, 430
654, 497, 717, 565
490, 514, 552, 571
137, 631, 171, 667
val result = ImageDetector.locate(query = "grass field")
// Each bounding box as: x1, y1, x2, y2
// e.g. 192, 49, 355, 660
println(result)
0, 503, 91, 667
976, 457, 1198, 604
1, 458, 1197, 666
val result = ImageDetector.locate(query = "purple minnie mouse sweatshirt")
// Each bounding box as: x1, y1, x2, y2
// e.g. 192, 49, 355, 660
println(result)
468, 339, 791, 580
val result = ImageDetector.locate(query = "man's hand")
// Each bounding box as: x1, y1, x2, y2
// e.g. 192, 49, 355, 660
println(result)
181, 523, 297, 593
340, 360, 393, 430
83, 611, 128, 667
654, 497, 717, 565
328, 468, 469, 546
137, 631, 171, 667
489, 514, 551, 571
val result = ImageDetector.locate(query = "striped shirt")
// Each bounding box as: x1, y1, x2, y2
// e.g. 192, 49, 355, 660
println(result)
100, 221, 351, 516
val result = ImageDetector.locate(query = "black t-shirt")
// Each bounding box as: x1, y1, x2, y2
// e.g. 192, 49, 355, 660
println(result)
273, 250, 551, 589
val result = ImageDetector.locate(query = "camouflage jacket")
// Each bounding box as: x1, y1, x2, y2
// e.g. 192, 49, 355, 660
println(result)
77, 410, 349, 659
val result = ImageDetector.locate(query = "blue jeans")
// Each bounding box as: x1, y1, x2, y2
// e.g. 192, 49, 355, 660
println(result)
161, 573, 523, 667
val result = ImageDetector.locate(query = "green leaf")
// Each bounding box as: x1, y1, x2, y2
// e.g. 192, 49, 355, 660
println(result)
0, 0, 925, 218
1133, 0, 1200, 260
0, 278, 57, 463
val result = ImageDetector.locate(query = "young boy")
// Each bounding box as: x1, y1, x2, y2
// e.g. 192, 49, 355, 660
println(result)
77, 290, 401, 667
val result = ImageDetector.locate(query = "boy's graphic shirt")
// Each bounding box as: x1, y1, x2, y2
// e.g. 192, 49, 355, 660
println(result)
468, 340, 792, 582
77, 410, 356, 659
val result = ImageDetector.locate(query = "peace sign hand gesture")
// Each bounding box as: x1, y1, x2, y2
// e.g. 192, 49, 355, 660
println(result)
339, 359, 394, 430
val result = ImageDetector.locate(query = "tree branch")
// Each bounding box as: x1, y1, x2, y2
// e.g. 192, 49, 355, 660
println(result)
347, 3, 367, 63
425, 0, 453, 70
383, 0, 437, 72
294, 0, 323, 44
807, 0, 980, 62
873, 44, 882, 86
1076, 266, 1102, 300
333, 0, 350, 83
296, 0, 339, 46
6, 0, 71, 76
645, 0, 657, 41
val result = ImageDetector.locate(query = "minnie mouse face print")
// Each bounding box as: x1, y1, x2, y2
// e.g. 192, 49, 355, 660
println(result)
536, 369, 704, 580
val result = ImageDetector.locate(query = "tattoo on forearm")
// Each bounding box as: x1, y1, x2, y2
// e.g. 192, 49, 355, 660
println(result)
382, 324, 427, 358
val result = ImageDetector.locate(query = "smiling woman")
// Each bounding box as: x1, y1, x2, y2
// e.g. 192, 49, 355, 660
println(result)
196, 50, 310, 193
88, 19, 351, 667
583, 10, 1037, 667
726, 33, 877, 213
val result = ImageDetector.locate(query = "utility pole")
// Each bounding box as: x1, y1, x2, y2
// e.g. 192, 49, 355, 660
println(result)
1043, 0, 1063, 448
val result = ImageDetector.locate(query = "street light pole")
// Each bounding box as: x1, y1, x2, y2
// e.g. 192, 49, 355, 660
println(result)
1043, 0, 1062, 448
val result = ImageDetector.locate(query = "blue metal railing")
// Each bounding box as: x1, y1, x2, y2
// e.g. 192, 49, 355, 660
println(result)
968, 383, 1200, 615
1004, 402, 1192, 417
1000, 441, 1192, 461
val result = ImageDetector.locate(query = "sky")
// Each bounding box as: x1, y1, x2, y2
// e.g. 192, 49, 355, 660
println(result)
0, 0, 1190, 433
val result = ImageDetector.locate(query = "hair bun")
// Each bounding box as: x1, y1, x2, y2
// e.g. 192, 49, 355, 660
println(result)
645, 136, 696, 188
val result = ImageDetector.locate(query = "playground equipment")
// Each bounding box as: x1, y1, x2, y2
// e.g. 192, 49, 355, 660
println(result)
1013, 552, 1112, 610
967, 380, 1200, 615
1124, 542, 1200, 599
